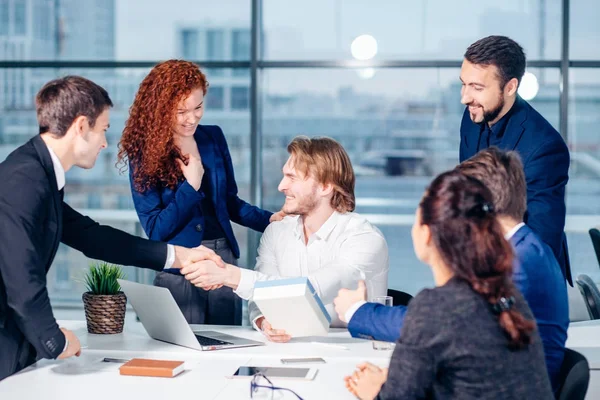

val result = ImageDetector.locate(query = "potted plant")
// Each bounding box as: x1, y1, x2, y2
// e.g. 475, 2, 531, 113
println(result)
82, 262, 127, 334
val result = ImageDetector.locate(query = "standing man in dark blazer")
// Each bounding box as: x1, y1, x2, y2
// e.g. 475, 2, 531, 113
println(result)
459, 35, 571, 284
0, 76, 224, 381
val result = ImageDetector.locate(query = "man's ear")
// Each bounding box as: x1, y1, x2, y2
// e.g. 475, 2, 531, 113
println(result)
505, 77, 519, 97
423, 224, 433, 247
319, 182, 334, 198
72, 115, 89, 137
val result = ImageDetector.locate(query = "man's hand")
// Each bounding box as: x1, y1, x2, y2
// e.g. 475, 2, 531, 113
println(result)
256, 317, 292, 343
334, 280, 368, 323
181, 260, 241, 290
269, 210, 286, 223
172, 245, 224, 269
344, 362, 388, 400
57, 328, 81, 359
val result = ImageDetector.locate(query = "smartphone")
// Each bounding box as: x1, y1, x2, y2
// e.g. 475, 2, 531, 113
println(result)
230, 366, 318, 380
281, 357, 326, 364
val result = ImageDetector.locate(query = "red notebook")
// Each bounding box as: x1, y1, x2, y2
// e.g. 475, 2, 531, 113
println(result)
119, 358, 185, 378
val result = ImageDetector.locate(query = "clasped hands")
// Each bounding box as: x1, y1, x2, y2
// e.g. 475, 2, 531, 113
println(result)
174, 245, 234, 290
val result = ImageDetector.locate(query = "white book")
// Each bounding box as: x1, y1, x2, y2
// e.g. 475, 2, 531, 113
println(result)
253, 277, 331, 337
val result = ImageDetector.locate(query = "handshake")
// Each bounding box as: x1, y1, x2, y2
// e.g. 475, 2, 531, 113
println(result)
173, 245, 239, 291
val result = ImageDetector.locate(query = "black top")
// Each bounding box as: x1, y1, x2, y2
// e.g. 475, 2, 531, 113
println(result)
377, 277, 553, 400
198, 169, 226, 240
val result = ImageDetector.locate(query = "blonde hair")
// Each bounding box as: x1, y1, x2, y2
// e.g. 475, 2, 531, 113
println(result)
287, 136, 355, 212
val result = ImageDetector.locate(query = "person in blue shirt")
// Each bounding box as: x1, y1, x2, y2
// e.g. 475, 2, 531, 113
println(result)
334, 147, 568, 391
117, 60, 283, 325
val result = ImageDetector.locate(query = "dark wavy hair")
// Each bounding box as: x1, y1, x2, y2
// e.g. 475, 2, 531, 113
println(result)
117, 60, 208, 191
420, 170, 535, 348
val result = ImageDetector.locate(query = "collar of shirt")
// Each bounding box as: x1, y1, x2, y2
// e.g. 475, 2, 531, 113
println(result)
293, 211, 341, 243
479, 99, 517, 141
45, 143, 66, 190
504, 222, 526, 240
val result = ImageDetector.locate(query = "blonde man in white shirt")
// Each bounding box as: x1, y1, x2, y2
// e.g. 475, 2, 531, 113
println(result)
182, 136, 389, 342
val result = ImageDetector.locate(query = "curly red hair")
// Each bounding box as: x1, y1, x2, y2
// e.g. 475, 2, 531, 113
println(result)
117, 60, 208, 192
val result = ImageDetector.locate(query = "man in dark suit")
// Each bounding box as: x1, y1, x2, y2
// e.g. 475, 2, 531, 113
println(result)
458, 35, 571, 284
0, 76, 224, 381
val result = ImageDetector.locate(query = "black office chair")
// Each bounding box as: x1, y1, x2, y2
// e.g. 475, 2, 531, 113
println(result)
589, 228, 600, 270
387, 289, 413, 307
575, 274, 600, 320
554, 348, 590, 400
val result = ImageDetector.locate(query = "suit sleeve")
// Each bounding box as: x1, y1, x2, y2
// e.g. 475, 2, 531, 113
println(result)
129, 166, 204, 241
523, 139, 569, 258
61, 203, 167, 271
214, 126, 272, 232
348, 303, 408, 342
0, 184, 65, 360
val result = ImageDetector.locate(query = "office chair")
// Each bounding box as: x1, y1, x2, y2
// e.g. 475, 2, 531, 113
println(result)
589, 228, 600, 270
575, 274, 600, 320
387, 289, 413, 307
554, 348, 590, 400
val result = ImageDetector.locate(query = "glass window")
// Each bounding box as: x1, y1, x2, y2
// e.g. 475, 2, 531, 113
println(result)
206, 29, 225, 76
14, 0, 27, 35
231, 86, 249, 110
207, 86, 225, 110
262, 0, 561, 60
181, 29, 198, 59
0, 0, 8, 35
232, 29, 250, 76
261, 68, 560, 294
570, 1, 600, 59
567, 68, 600, 281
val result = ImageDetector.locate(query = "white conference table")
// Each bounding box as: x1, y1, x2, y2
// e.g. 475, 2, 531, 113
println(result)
0, 320, 393, 399
3, 319, 600, 399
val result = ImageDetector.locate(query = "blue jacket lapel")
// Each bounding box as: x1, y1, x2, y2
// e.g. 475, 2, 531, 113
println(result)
499, 96, 527, 151
194, 126, 219, 206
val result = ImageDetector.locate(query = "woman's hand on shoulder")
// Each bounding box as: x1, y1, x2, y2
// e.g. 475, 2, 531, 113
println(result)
269, 209, 287, 223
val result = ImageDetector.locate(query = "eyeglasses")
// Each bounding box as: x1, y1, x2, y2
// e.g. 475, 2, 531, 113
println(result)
250, 373, 305, 400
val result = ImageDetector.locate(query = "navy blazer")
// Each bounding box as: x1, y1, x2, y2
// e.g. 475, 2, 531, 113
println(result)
459, 96, 571, 284
348, 225, 569, 390
511, 224, 569, 390
130, 125, 272, 259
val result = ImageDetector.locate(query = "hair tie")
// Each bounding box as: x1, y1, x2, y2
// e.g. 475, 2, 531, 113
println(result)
467, 201, 495, 218
491, 296, 515, 314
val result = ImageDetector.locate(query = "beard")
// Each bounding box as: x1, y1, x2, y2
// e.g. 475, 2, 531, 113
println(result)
282, 189, 319, 216
482, 94, 505, 124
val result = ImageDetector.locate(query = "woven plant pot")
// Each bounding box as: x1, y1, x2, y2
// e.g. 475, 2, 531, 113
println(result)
82, 291, 127, 334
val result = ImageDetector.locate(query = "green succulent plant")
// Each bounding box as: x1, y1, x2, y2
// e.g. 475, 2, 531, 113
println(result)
83, 262, 126, 295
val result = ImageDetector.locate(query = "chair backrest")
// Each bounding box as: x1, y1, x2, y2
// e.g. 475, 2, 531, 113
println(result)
555, 348, 590, 400
589, 228, 600, 270
575, 274, 600, 320
387, 289, 413, 307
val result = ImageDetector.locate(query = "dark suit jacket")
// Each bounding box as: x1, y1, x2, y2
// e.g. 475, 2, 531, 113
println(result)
130, 125, 271, 259
0, 135, 168, 381
459, 96, 571, 284
511, 224, 569, 391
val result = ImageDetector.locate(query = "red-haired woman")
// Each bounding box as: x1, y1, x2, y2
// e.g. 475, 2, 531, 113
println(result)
118, 60, 282, 325
345, 170, 553, 399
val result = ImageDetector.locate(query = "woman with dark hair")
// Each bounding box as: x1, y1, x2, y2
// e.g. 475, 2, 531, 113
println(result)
117, 60, 282, 325
345, 170, 553, 399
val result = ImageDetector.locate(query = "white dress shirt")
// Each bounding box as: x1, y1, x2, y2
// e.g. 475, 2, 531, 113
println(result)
505, 222, 526, 240
234, 211, 389, 329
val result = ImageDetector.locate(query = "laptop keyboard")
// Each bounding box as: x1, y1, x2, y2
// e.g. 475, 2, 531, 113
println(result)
195, 335, 233, 347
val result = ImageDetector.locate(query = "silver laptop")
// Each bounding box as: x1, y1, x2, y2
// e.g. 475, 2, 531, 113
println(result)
118, 279, 264, 351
